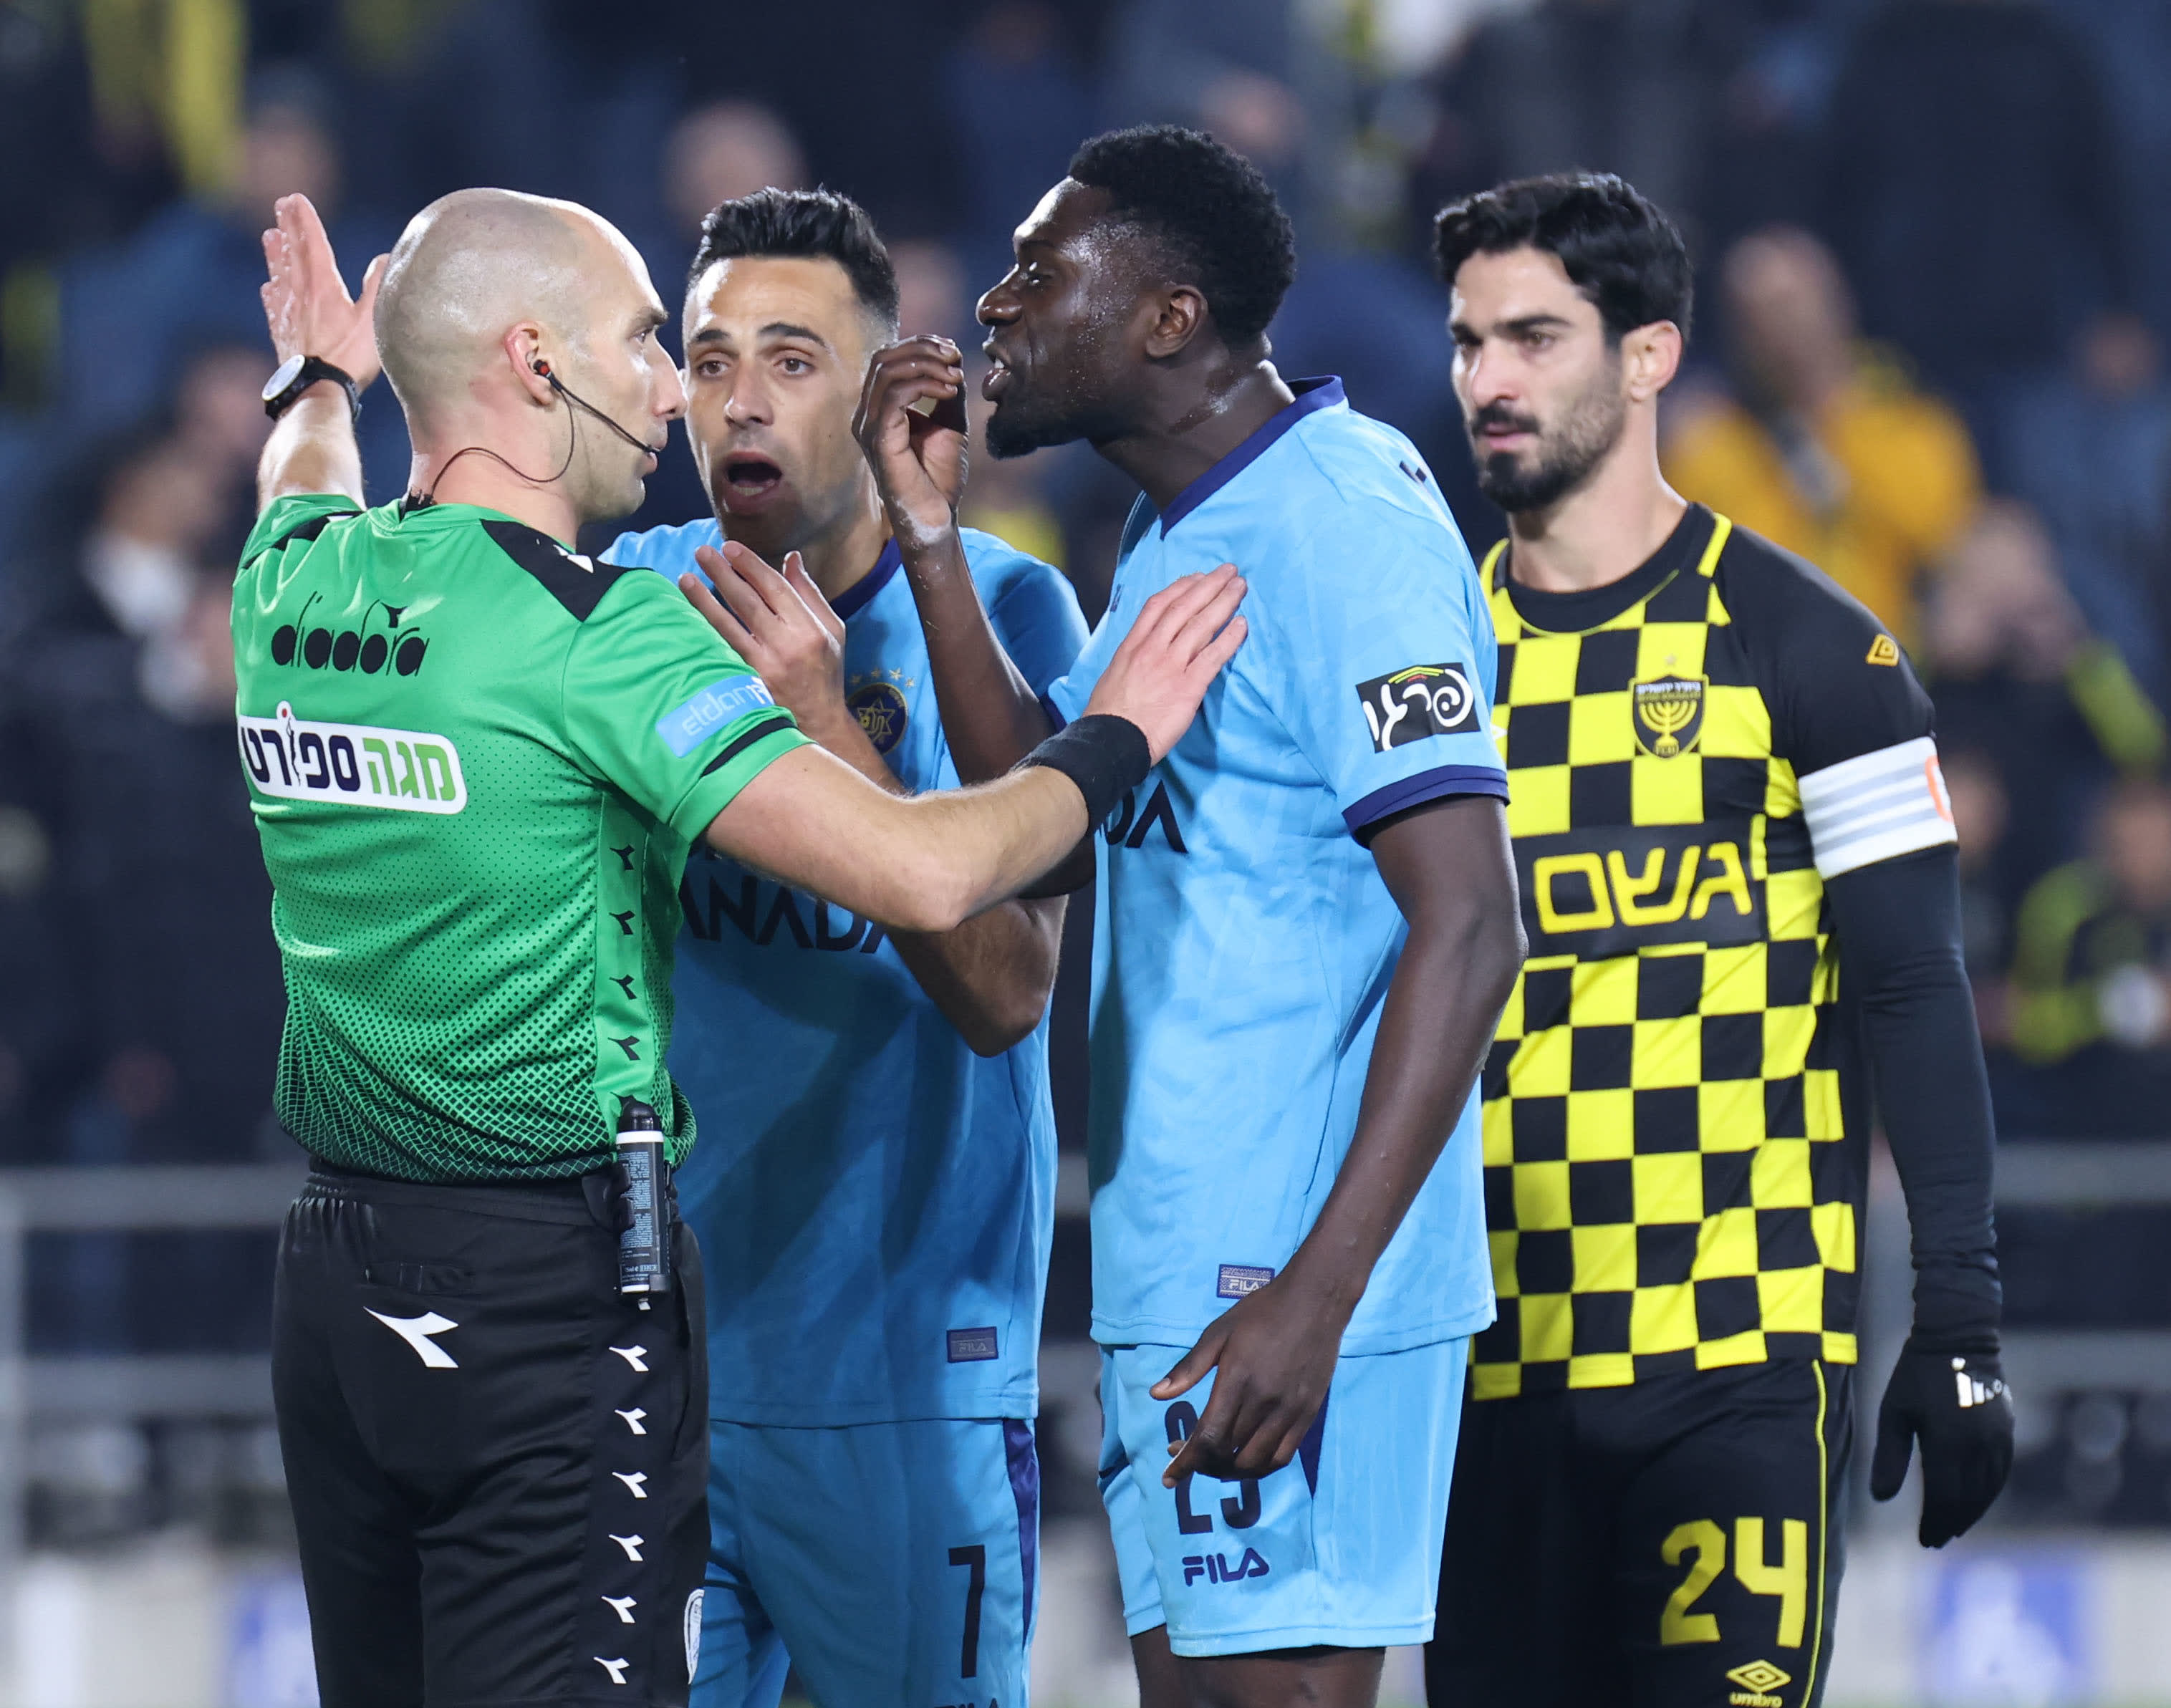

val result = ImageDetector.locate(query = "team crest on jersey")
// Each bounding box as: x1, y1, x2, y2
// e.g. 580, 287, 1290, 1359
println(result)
1632, 675, 1706, 758
848, 680, 909, 755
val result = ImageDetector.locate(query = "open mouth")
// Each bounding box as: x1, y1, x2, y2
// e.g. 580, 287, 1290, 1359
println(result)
719, 453, 784, 502
982, 360, 1013, 402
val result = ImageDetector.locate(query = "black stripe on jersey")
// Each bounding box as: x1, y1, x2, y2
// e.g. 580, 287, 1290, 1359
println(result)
481, 518, 635, 619
248, 506, 361, 564
700, 710, 796, 776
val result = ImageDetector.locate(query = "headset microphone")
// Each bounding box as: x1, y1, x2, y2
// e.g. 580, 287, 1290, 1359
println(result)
530, 357, 656, 455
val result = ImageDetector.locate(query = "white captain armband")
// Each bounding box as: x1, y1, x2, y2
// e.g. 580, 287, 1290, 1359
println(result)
1797, 735, 1958, 878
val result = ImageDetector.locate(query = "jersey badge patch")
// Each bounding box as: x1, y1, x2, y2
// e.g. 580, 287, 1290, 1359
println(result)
239, 703, 467, 812
1356, 662, 1478, 752
849, 680, 909, 755
1866, 634, 1900, 666
1632, 674, 1706, 758
946, 1326, 998, 1362
1217, 1263, 1276, 1299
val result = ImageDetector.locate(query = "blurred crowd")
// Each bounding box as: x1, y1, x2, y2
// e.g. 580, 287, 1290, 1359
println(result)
4, 0, 2171, 1175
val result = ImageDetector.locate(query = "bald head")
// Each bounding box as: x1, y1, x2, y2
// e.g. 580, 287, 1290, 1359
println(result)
375, 188, 648, 428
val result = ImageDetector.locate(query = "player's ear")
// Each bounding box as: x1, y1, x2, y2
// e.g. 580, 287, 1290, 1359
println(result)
1143, 285, 1208, 360
506, 324, 557, 405
1623, 320, 1683, 403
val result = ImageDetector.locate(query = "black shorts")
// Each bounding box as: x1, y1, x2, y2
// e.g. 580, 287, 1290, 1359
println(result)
1426, 1359, 1852, 1708
272, 1166, 708, 1707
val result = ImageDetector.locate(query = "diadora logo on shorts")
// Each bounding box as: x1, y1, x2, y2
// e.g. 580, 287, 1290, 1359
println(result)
1183, 1548, 1269, 1587
655, 676, 776, 757
239, 703, 467, 813
1726, 1659, 1791, 1706
1356, 662, 1478, 752
271, 595, 430, 677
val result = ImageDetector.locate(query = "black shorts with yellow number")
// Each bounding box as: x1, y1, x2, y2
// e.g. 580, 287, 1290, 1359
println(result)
1426, 1359, 1851, 1708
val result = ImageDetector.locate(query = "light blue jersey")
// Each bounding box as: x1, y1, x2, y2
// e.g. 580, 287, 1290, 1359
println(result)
605, 519, 1088, 1424
1045, 377, 1506, 1355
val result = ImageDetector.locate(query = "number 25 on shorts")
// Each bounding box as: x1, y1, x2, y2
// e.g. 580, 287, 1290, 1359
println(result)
1660, 1518, 1809, 1647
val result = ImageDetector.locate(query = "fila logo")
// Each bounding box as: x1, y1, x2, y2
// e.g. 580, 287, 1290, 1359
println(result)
615, 1407, 648, 1434
609, 1533, 645, 1562
1182, 1547, 1270, 1586
609, 1344, 650, 1371
595, 1657, 631, 1685
1866, 634, 1900, 666
612, 1471, 650, 1498
1952, 1358, 2010, 1409
365, 1308, 459, 1369
602, 1595, 637, 1624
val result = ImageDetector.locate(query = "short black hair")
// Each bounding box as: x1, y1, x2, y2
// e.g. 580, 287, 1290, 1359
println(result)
1066, 125, 1296, 348
690, 188, 900, 329
1434, 173, 1693, 344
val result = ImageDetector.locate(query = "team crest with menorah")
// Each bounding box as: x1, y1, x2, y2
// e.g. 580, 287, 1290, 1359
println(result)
1632, 674, 1706, 758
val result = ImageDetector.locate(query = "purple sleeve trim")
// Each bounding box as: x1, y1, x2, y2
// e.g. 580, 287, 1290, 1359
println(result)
1342, 764, 1509, 835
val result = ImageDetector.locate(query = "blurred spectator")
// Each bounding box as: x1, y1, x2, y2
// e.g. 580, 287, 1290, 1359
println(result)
57, 69, 395, 440
2006, 778, 2171, 1132
662, 101, 809, 249
1922, 502, 2166, 893
1662, 225, 1980, 642
1420, 0, 1720, 244
945, 2, 1098, 282
2000, 312, 2171, 699
1820, 0, 2134, 436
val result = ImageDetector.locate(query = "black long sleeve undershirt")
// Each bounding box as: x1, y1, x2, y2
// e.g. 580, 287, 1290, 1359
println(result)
1824, 844, 2001, 1350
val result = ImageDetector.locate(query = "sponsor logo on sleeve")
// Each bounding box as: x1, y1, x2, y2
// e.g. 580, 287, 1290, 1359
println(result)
1355, 663, 1478, 753
238, 703, 466, 812
1217, 1264, 1276, 1300
946, 1326, 999, 1364
655, 677, 776, 757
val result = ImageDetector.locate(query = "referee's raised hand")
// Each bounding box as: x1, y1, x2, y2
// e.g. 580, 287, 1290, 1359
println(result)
259, 192, 387, 387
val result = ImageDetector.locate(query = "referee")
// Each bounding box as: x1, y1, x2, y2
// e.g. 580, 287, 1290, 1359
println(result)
1424, 175, 2012, 1708
244, 190, 1241, 1708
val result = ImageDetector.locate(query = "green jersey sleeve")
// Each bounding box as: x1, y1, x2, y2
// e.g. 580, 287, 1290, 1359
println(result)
562, 570, 811, 843
241, 493, 363, 566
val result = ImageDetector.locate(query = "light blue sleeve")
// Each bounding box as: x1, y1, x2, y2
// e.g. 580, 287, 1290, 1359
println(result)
974, 548, 1090, 698
600, 518, 723, 579
1261, 503, 1507, 836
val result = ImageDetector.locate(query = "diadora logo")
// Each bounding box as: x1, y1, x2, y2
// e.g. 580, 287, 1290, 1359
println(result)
1518, 825, 1763, 956
680, 859, 889, 955
1183, 1548, 1269, 1587
1102, 780, 1186, 853
240, 703, 467, 814
655, 676, 776, 757
271, 596, 429, 677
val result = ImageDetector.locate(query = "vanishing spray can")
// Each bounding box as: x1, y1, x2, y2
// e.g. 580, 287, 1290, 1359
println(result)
615, 1097, 672, 1304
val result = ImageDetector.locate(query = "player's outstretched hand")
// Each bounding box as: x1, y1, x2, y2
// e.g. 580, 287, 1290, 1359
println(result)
1152, 1270, 1348, 1486
680, 542, 855, 751
1082, 566, 1248, 764
260, 193, 386, 390
1869, 1341, 2014, 1548
852, 335, 969, 558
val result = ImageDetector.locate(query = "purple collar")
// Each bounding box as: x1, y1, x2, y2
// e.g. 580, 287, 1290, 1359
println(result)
830, 537, 903, 621
1157, 376, 1345, 535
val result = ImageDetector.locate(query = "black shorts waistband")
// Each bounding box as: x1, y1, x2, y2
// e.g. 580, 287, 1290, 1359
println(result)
302, 1160, 615, 1228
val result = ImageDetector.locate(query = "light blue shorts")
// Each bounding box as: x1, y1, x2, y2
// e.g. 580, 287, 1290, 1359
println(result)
693, 1417, 1038, 1708
1097, 1338, 1466, 1657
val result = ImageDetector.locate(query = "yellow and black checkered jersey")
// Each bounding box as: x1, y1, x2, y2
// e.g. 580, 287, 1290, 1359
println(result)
1473, 505, 1941, 1399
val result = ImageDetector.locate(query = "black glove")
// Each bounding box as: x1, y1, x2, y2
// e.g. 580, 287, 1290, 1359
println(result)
1869, 1339, 2014, 1548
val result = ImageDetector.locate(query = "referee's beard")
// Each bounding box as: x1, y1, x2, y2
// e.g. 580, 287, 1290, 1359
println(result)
1468, 365, 1629, 516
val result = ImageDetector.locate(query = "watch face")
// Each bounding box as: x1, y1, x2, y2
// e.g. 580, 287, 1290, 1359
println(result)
262, 353, 306, 404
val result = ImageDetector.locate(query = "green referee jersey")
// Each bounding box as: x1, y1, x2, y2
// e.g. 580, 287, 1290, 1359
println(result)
232, 493, 810, 1182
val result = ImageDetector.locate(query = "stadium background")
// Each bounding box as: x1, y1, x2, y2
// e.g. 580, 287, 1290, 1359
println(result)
0, 0, 2167, 1701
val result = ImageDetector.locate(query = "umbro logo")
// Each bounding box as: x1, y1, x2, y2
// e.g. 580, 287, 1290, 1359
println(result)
366, 1308, 458, 1369
1726, 1658, 1791, 1706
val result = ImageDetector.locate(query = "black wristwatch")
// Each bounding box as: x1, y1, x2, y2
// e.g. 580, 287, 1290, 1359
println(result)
263, 354, 361, 423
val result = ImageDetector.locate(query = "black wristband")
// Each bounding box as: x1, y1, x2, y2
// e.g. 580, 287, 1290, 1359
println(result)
1019, 714, 1152, 832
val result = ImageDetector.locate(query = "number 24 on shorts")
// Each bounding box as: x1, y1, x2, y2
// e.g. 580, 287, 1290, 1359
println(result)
1660, 1518, 1809, 1647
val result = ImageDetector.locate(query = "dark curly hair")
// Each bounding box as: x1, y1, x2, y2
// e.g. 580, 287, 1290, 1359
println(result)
690, 188, 900, 329
1434, 173, 1693, 344
1067, 125, 1296, 349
